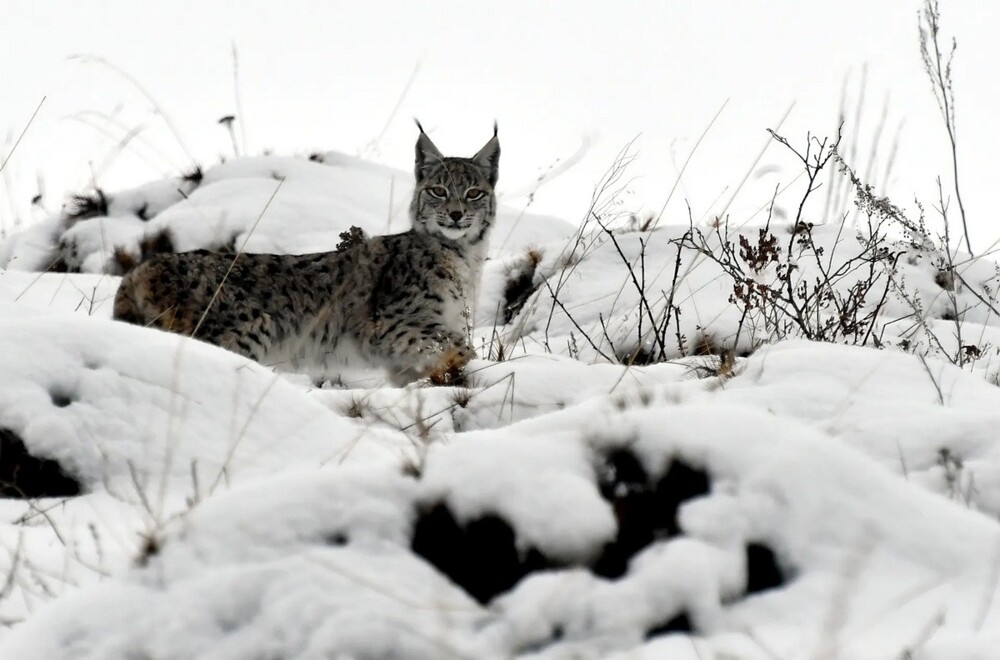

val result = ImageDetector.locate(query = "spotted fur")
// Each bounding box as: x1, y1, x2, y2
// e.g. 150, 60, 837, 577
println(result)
113, 126, 500, 385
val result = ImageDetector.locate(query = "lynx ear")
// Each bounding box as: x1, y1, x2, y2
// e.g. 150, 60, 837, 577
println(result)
414, 120, 444, 183
472, 122, 500, 188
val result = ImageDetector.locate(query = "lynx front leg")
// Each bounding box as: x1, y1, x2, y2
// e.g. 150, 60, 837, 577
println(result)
422, 342, 476, 386
367, 324, 474, 386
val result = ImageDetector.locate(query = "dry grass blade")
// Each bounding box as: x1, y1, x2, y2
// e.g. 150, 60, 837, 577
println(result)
191, 177, 285, 339
0, 96, 46, 176
650, 98, 728, 231
69, 54, 196, 168
231, 41, 249, 155
361, 59, 422, 159
919, 0, 970, 253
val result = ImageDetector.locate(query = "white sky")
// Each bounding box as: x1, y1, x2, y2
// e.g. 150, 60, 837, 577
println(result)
2, 1, 998, 248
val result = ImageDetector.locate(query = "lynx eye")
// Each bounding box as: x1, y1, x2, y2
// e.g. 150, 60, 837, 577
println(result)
427, 186, 449, 199
466, 188, 485, 201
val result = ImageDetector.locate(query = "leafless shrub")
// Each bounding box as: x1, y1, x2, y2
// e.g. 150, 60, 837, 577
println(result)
111, 228, 176, 274
335, 226, 367, 252
501, 248, 543, 324
595, 220, 687, 365
179, 165, 204, 187
838, 157, 990, 368
681, 130, 901, 350
64, 189, 109, 224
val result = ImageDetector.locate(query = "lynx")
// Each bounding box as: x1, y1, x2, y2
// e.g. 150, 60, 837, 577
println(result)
113, 124, 500, 385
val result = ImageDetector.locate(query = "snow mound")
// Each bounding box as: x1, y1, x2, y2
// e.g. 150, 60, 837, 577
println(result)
0, 306, 404, 627
3, 329, 1000, 657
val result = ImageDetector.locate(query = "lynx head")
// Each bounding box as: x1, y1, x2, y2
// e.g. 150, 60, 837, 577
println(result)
410, 122, 499, 244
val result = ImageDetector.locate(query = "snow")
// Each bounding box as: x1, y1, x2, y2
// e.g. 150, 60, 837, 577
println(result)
2, 150, 1000, 658
0, 153, 574, 274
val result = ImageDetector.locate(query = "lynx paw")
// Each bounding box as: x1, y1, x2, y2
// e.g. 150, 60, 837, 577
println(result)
425, 346, 474, 386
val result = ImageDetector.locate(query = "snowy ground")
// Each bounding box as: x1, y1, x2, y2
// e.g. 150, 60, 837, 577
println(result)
2, 150, 1000, 658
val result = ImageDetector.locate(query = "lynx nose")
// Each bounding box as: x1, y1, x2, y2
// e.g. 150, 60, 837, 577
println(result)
449, 211, 464, 223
